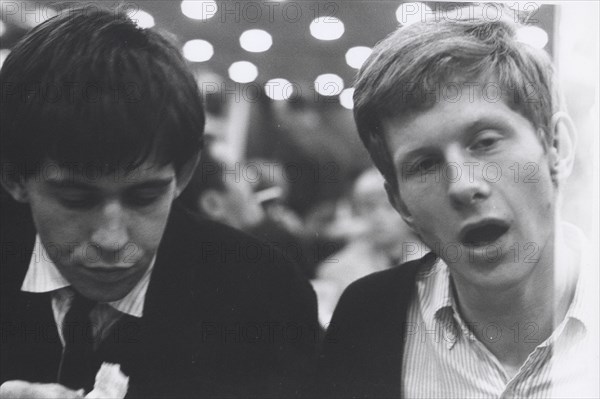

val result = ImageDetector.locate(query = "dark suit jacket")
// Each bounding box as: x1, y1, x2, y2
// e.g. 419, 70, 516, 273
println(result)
0, 198, 320, 398
316, 252, 437, 399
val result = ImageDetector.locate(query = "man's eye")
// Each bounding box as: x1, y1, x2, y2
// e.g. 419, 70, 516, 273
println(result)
418, 158, 438, 171
403, 158, 438, 177
126, 191, 164, 206
412, 158, 438, 173
59, 195, 95, 208
471, 134, 501, 150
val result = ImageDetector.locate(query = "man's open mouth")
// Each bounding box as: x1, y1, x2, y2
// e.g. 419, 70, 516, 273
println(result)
459, 220, 510, 247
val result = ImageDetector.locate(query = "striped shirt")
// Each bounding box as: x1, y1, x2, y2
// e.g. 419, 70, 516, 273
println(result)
21, 235, 155, 347
402, 224, 599, 398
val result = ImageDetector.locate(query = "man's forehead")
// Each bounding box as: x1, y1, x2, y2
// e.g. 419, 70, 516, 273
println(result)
39, 159, 175, 184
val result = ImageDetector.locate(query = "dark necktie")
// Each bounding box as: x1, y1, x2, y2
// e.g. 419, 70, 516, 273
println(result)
58, 291, 99, 392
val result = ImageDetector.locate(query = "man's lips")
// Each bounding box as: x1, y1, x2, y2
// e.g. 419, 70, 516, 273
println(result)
459, 218, 510, 247
89, 267, 127, 273
82, 265, 137, 281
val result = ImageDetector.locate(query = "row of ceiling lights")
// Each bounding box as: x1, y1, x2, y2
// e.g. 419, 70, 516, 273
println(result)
177, 0, 374, 108
115, 2, 365, 107
175, 0, 549, 108
178, 0, 383, 108
0, 1, 551, 109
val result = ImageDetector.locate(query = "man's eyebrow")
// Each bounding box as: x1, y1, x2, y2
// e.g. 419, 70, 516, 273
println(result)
126, 178, 174, 190
464, 116, 509, 135
394, 147, 436, 165
45, 178, 174, 190
45, 180, 98, 190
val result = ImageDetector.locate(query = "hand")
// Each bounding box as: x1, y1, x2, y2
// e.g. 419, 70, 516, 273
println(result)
0, 380, 85, 399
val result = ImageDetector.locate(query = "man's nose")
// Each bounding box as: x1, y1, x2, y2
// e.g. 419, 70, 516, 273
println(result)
445, 152, 491, 209
90, 201, 130, 254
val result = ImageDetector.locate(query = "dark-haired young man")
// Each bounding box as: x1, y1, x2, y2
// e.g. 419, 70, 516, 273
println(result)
0, 8, 318, 398
318, 9, 598, 399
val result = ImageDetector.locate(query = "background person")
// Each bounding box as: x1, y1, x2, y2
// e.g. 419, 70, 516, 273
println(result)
312, 168, 424, 326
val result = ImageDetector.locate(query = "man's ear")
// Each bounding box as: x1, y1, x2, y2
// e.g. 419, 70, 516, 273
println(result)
547, 111, 577, 185
198, 189, 226, 220
0, 174, 29, 203
174, 153, 201, 198
384, 180, 415, 229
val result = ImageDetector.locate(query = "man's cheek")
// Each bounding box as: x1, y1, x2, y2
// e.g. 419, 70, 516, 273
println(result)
411, 221, 437, 245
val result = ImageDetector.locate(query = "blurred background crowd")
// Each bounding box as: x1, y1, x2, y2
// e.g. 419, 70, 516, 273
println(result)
1, 1, 597, 326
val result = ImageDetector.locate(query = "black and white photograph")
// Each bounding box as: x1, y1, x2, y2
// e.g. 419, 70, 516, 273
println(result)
0, 1, 598, 398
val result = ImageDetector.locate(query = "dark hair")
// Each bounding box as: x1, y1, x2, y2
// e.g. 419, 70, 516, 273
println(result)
177, 135, 226, 212
353, 12, 561, 189
0, 6, 205, 179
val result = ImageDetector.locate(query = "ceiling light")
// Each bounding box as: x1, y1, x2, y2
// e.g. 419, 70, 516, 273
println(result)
128, 9, 155, 28
181, 0, 218, 20
310, 16, 344, 41
183, 40, 214, 62
229, 61, 258, 83
345, 46, 372, 69
396, 2, 431, 25
516, 26, 549, 49
240, 29, 273, 53
314, 74, 344, 96
265, 78, 294, 100
339, 88, 354, 109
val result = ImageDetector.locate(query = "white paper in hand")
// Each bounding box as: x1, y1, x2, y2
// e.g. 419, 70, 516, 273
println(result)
85, 363, 129, 399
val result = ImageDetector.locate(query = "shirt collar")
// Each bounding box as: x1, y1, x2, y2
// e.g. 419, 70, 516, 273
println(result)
416, 256, 454, 324
415, 256, 464, 349
21, 235, 155, 318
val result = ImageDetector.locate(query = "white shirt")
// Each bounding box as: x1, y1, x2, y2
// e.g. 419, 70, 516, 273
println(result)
402, 223, 599, 398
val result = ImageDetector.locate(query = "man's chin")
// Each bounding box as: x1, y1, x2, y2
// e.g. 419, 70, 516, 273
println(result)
70, 276, 141, 303
80, 287, 133, 303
